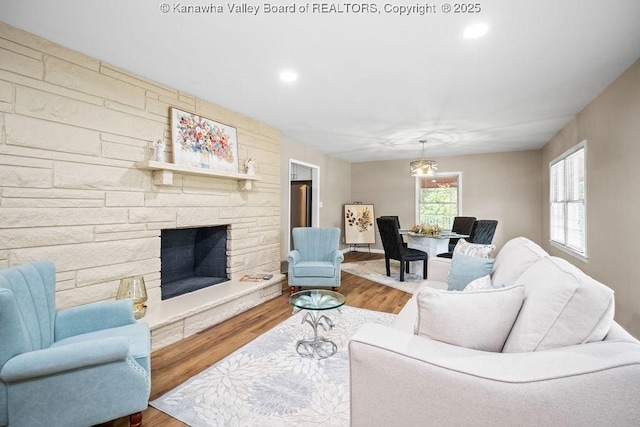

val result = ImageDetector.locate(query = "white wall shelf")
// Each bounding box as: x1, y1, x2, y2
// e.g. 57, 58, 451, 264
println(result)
135, 160, 262, 190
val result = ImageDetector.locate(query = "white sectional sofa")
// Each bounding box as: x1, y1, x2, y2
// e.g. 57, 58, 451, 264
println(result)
349, 237, 640, 426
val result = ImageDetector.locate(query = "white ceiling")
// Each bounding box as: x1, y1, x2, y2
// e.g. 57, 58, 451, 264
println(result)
2, 0, 640, 162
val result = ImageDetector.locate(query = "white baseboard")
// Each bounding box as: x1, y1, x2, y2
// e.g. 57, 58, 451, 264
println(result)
341, 247, 385, 254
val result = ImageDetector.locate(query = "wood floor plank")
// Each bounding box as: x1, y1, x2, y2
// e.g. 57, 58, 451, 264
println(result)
104, 251, 405, 426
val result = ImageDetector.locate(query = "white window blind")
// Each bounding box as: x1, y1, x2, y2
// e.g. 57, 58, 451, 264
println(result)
550, 142, 586, 259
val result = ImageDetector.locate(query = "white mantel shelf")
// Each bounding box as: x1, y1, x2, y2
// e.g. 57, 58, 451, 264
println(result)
135, 160, 262, 189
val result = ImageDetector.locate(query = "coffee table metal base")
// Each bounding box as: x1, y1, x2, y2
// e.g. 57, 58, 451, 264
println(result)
296, 310, 337, 359
296, 337, 337, 359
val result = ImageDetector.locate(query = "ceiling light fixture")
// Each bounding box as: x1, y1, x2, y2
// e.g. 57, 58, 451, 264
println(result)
279, 70, 298, 83
463, 23, 489, 39
410, 140, 438, 177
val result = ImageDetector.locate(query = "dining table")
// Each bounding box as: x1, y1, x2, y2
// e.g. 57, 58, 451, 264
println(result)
399, 230, 469, 275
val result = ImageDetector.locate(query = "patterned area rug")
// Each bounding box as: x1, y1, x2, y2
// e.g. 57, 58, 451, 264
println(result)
150, 306, 396, 426
341, 259, 429, 294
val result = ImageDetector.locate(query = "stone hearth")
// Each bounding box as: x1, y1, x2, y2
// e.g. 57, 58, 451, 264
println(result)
145, 273, 284, 351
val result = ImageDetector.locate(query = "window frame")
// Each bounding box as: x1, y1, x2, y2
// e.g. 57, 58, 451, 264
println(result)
549, 140, 588, 262
414, 172, 462, 229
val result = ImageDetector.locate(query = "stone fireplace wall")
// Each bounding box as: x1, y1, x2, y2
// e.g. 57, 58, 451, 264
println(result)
0, 23, 282, 312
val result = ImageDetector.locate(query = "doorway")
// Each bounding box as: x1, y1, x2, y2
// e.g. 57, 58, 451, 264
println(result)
288, 160, 320, 253
291, 180, 312, 228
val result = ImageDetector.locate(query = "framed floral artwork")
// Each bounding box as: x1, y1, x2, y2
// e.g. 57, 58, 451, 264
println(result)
170, 108, 239, 173
344, 204, 375, 244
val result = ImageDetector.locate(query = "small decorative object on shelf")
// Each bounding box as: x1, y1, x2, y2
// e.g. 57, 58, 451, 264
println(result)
245, 158, 256, 175
116, 276, 148, 319
153, 139, 165, 162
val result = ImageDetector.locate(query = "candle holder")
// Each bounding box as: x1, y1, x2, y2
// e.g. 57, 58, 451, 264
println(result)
116, 276, 148, 320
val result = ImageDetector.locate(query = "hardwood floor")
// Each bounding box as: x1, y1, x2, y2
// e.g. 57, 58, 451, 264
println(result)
108, 251, 405, 426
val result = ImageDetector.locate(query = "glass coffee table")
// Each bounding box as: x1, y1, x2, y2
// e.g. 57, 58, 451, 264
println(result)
289, 289, 346, 359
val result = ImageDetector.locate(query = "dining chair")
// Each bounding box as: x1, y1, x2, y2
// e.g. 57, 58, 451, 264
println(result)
376, 217, 428, 282
437, 216, 476, 258
437, 218, 497, 258
448, 216, 476, 252
468, 219, 498, 245
380, 215, 407, 247
379, 215, 401, 228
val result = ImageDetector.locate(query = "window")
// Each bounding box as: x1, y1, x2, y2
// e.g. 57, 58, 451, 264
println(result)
550, 141, 587, 260
415, 173, 460, 229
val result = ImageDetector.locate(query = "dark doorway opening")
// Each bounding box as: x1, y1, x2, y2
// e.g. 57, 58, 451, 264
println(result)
290, 180, 312, 248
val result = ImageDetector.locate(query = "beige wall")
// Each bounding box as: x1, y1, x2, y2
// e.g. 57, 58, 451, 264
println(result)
541, 58, 640, 337
0, 23, 282, 309
351, 150, 542, 252
279, 139, 352, 259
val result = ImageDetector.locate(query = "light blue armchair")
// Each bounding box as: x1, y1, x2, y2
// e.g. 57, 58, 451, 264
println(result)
287, 227, 344, 295
0, 262, 151, 427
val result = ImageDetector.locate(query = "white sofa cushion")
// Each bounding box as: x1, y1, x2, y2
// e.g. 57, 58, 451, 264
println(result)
503, 256, 615, 353
415, 285, 525, 352
491, 237, 548, 287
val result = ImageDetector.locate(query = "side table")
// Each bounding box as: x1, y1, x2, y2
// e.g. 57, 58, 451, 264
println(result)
289, 289, 346, 359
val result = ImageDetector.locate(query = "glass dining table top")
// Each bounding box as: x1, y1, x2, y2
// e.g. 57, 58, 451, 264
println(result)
399, 230, 469, 239
289, 289, 345, 311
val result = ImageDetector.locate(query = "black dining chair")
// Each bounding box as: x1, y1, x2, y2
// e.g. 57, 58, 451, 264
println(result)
437, 218, 496, 258
447, 216, 476, 252
376, 217, 428, 282
468, 219, 498, 245
379, 215, 401, 228
380, 215, 407, 247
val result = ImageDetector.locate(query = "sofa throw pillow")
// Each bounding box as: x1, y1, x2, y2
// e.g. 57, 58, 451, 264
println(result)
448, 253, 495, 291
415, 285, 525, 352
453, 238, 495, 258
463, 274, 493, 291
502, 257, 615, 353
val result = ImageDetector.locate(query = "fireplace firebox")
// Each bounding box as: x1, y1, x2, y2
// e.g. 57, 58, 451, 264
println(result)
160, 226, 228, 300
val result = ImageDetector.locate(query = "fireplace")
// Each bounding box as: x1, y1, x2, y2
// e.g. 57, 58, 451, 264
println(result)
160, 226, 229, 300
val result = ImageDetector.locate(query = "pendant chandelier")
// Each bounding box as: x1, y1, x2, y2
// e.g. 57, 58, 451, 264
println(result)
410, 140, 438, 177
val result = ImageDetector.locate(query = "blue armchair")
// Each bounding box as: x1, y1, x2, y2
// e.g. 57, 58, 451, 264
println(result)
0, 262, 151, 427
287, 227, 344, 295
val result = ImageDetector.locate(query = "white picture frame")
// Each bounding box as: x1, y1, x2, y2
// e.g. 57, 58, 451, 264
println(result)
344, 204, 375, 244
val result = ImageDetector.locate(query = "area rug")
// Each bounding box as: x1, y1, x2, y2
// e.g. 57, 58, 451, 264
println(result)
150, 305, 396, 426
341, 259, 429, 294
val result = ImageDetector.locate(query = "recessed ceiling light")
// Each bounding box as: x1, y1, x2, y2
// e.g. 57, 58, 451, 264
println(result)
279, 70, 298, 83
463, 23, 489, 39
